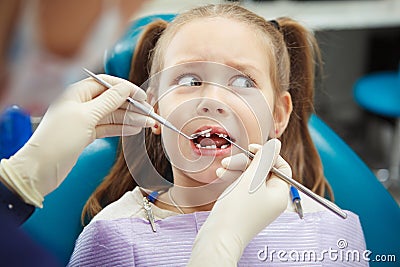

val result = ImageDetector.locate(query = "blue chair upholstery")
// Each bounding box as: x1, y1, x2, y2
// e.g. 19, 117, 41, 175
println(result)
0, 106, 32, 159
104, 14, 176, 80
309, 115, 400, 266
22, 15, 400, 266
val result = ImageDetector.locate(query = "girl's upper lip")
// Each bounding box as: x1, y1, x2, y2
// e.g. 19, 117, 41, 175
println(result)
192, 125, 235, 141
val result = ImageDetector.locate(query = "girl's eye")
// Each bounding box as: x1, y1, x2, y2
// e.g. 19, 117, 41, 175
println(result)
177, 74, 202, 86
230, 76, 256, 88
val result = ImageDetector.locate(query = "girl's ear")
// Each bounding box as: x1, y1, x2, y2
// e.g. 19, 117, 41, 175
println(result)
272, 91, 293, 137
152, 122, 161, 135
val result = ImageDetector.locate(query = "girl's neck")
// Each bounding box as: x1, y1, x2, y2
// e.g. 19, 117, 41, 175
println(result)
154, 182, 229, 214
153, 186, 215, 214
169, 185, 216, 213
153, 169, 231, 214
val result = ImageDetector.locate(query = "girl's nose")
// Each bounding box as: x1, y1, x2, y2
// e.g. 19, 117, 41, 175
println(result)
196, 98, 228, 117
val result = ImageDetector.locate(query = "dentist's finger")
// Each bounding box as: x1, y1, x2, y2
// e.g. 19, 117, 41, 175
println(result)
93, 74, 147, 101
97, 109, 156, 127
271, 155, 292, 178
120, 99, 154, 114
216, 168, 243, 183
95, 124, 143, 138
221, 153, 251, 171
69, 74, 147, 103
248, 143, 262, 154
259, 175, 289, 218
86, 82, 137, 120
86, 77, 150, 120
248, 139, 281, 193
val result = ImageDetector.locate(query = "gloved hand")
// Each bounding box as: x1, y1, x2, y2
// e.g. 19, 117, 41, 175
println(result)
188, 139, 291, 266
0, 75, 155, 207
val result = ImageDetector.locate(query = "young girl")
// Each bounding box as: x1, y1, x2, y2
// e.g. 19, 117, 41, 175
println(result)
69, 4, 367, 266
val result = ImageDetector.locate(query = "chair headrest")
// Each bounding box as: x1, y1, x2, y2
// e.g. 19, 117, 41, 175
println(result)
104, 14, 176, 79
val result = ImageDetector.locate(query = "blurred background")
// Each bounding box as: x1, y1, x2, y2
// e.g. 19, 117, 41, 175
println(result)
134, 0, 400, 202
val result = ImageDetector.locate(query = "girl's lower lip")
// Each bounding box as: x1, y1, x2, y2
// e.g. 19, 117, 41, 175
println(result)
190, 140, 232, 156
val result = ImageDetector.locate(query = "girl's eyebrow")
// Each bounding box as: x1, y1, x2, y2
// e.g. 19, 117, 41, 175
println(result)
172, 58, 262, 77
224, 60, 262, 77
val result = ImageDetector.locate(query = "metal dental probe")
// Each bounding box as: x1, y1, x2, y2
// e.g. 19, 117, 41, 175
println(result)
218, 135, 347, 219
83, 68, 211, 140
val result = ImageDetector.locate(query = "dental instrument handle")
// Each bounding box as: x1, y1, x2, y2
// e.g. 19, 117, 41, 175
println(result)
290, 186, 303, 219
271, 167, 347, 219
82, 68, 192, 140
225, 137, 347, 219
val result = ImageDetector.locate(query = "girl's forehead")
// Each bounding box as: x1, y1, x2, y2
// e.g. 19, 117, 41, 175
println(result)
176, 16, 270, 42
163, 17, 271, 74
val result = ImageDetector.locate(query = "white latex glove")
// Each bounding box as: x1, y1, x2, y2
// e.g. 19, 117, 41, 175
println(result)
0, 75, 155, 207
188, 139, 291, 266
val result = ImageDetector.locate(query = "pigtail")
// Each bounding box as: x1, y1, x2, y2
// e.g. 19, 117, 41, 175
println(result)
130, 20, 173, 188
277, 18, 334, 200
129, 20, 169, 86
81, 20, 169, 225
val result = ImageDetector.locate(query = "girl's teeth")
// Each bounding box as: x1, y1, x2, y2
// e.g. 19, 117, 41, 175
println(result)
196, 144, 218, 149
193, 131, 231, 150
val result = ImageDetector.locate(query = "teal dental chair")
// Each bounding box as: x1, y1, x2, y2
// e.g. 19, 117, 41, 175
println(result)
23, 15, 400, 266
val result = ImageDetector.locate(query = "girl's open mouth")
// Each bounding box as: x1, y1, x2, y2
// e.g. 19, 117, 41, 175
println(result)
190, 126, 233, 156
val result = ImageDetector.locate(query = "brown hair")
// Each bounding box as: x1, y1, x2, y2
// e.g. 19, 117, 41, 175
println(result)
82, 4, 333, 225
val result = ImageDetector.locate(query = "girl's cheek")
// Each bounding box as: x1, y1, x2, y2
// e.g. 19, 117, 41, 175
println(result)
226, 96, 269, 143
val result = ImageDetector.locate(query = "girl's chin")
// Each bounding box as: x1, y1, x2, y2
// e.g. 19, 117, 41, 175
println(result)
186, 172, 232, 187
189, 175, 220, 185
